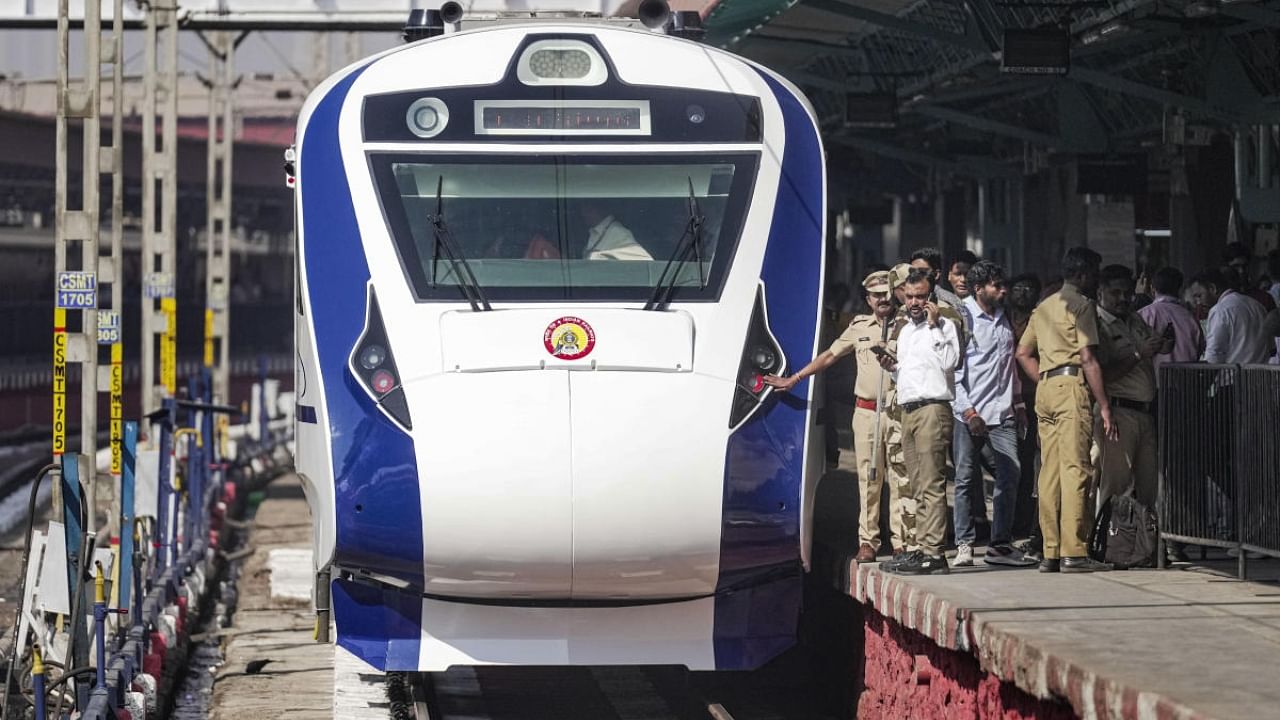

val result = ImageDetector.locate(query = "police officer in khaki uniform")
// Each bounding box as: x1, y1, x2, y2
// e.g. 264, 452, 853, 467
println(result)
765, 270, 908, 563
1015, 247, 1117, 573
1094, 265, 1169, 510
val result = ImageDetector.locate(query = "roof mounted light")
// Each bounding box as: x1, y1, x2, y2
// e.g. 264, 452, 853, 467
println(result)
516, 40, 607, 87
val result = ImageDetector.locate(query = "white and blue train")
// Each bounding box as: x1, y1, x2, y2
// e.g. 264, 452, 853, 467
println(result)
293, 4, 827, 673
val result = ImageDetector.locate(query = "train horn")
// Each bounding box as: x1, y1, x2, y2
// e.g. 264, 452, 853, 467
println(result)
402, 9, 444, 42
638, 0, 671, 29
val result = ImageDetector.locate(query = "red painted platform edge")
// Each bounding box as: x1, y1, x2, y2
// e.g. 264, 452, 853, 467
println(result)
850, 561, 1217, 720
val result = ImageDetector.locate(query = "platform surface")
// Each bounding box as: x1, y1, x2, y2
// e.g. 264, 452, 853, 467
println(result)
850, 521, 1280, 720
208, 475, 387, 720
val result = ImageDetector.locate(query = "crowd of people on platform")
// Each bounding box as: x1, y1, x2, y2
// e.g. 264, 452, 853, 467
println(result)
766, 244, 1280, 575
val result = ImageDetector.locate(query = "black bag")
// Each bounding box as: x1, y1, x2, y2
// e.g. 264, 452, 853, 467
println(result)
1089, 495, 1158, 569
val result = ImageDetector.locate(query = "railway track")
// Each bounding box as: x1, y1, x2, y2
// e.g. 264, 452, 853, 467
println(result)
390, 654, 845, 720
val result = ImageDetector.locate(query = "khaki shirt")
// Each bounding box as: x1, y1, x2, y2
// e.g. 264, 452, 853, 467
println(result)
828, 314, 893, 401
1018, 282, 1100, 372
1096, 307, 1156, 402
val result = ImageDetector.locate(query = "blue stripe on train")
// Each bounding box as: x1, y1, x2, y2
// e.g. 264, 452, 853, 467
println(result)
713, 71, 825, 670
301, 65, 426, 670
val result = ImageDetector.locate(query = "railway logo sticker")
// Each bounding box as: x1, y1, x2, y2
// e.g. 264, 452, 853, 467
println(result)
544, 316, 596, 360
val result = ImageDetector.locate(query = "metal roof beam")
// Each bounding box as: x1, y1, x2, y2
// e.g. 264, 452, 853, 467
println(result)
1218, 3, 1280, 29
1068, 67, 1241, 124
829, 133, 1016, 178
785, 69, 860, 93
741, 33, 865, 58
802, 0, 990, 54
919, 77, 1041, 105
912, 103, 1063, 147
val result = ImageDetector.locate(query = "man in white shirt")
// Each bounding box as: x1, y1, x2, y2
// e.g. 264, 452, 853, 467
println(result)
579, 203, 652, 261
877, 267, 961, 575
951, 261, 1036, 568
1195, 267, 1270, 364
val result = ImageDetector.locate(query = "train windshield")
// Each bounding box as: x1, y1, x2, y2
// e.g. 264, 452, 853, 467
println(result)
370, 153, 758, 302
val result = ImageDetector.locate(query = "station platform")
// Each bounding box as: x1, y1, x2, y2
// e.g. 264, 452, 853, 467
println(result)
845, 512, 1280, 719
205, 458, 1280, 720
208, 474, 387, 720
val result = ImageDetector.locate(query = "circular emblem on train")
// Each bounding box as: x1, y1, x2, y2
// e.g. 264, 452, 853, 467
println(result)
544, 316, 596, 360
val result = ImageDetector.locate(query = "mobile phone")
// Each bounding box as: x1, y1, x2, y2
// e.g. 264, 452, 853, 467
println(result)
871, 346, 896, 362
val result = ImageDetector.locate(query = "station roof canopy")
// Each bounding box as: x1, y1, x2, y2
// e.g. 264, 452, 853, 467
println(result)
704, 0, 1280, 176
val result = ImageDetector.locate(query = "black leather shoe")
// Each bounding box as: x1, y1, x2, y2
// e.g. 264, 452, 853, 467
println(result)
1038, 558, 1060, 573
888, 553, 950, 575
1061, 556, 1112, 573
881, 549, 919, 572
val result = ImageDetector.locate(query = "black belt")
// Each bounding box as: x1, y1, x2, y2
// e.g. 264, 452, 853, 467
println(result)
900, 398, 949, 413
1041, 365, 1081, 379
1110, 396, 1152, 413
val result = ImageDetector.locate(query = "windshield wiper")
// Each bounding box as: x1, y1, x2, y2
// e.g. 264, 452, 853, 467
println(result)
426, 175, 492, 311
643, 178, 706, 311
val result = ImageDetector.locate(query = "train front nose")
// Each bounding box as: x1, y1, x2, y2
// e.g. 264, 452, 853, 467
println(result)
406, 309, 727, 600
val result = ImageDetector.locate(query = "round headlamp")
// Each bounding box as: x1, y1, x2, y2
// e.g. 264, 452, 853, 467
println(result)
405, 97, 449, 138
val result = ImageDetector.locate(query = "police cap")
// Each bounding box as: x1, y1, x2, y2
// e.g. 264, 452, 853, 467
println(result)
889, 263, 912, 289
862, 270, 890, 294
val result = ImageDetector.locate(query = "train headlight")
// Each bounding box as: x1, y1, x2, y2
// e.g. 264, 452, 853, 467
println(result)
405, 97, 449, 139
750, 345, 778, 373
729, 286, 787, 429
516, 40, 607, 86
359, 344, 387, 370
350, 287, 413, 431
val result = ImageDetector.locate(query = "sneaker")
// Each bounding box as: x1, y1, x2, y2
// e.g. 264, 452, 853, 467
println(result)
881, 549, 920, 572
1061, 556, 1112, 573
984, 544, 1037, 567
886, 553, 950, 575
1038, 558, 1060, 573
953, 544, 974, 567
1022, 547, 1043, 564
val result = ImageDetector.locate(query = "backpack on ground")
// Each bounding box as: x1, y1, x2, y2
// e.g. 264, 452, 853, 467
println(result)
1089, 495, 1158, 569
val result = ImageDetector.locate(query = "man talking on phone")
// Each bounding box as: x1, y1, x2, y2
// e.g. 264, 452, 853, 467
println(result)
876, 267, 961, 575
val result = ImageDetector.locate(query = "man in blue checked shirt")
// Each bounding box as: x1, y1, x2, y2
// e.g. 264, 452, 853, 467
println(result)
952, 260, 1037, 568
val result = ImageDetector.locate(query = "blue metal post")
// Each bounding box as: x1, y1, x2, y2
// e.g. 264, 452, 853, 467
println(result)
60, 454, 83, 601
155, 398, 176, 572
119, 421, 137, 618
202, 367, 215, 536
94, 563, 107, 690
60, 454, 90, 712
185, 432, 199, 554
32, 645, 46, 720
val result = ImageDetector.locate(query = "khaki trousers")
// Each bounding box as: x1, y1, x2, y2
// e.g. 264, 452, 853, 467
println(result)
1035, 375, 1093, 559
1093, 405, 1157, 509
852, 406, 910, 549
900, 401, 952, 556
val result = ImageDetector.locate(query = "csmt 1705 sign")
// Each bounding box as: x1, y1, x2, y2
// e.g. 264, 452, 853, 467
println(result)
56, 271, 97, 309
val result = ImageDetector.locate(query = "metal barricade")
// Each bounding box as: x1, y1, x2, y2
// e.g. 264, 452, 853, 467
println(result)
1159, 363, 1280, 579
1238, 365, 1280, 562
